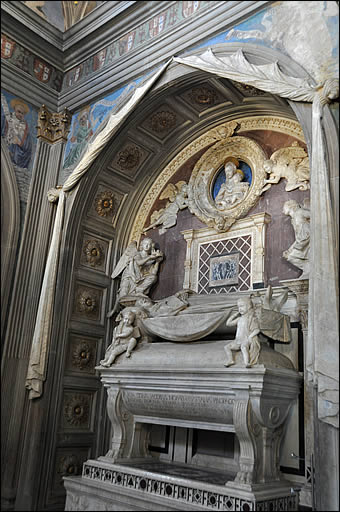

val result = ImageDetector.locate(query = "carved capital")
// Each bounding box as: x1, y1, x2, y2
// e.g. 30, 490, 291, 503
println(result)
37, 105, 71, 143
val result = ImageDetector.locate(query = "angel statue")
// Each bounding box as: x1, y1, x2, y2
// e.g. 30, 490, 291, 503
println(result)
107, 237, 164, 316
143, 181, 188, 235
261, 142, 310, 193
283, 198, 310, 278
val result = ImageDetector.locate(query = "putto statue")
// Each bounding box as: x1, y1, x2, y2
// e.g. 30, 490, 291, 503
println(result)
100, 309, 140, 366
215, 161, 249, 209
143, 181, 188, 235
108, 237, 163, 315
261, 142, 310, 193
224, 297, 261, 368
283, 198, 310, 278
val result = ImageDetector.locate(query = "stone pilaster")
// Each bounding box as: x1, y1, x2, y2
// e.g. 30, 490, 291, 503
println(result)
281, 278, 312, 507
1, 105, 71, 510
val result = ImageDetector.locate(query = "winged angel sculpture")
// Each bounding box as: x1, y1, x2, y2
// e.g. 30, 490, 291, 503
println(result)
143, 181, 188, 235
108, 238, 164, 316
261, 142, 310, 193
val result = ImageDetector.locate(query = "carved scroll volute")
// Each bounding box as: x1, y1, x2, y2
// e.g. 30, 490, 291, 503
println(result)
230, 394, 294, 486
230, 395, 257, 486
105, 387, 130, 460
249, 397, 293, 483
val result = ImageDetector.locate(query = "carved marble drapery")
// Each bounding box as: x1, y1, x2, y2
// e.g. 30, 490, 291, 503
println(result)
174, 49, 339, 428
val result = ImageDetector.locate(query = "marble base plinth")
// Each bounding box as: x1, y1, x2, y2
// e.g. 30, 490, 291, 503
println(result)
64, 459, 299, 511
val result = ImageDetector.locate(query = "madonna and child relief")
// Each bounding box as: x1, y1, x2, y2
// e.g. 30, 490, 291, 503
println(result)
213, 157, 251, 210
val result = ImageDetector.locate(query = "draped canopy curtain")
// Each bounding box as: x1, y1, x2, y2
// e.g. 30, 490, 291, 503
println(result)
25, 48, 339, 428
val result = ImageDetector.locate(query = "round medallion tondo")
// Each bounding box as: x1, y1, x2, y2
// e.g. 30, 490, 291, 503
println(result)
188, 135, 266, 232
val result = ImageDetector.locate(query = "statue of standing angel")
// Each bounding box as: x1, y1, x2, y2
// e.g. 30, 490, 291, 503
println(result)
261, 142, 310, 193
143, 181, 188, 235
107, 237, 164, 316
283, 198, 310, 278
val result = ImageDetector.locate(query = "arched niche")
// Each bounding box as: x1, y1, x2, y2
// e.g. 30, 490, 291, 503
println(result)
42, 43, 338, 503
1, 138, 20, 342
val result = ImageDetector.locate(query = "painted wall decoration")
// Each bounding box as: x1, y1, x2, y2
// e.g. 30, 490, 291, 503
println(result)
189, 0, 338, 85
1, 89, 38, 225
1, 33, 63, 92
1, 89, 38, 171
62, 1, 212, 89
62, 77, 144, 175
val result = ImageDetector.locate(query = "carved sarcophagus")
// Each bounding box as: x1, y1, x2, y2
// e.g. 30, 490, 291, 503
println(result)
96, 338, 301, 489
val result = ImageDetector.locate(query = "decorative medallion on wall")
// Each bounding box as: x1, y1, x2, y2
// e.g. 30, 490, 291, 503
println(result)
180, 82, 225, 112
81, 238, 107, 271
54, 449, 90, 492
63, 392, 92, 429
111, 140, 149, 175
89, 183, 127, 227
117, 145, 141, 169
95, 190, 114, 218
189, 86, 217, 106
73, 284, 103, 323
150, 110, 177, 133
67, 335, 99, 375
188, 136, 266, 232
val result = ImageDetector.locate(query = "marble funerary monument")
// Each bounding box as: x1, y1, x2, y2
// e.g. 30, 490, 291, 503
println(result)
64, 231, 303, 511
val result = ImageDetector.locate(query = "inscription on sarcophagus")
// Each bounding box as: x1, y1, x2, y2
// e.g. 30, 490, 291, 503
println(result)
122, 390, 234, 424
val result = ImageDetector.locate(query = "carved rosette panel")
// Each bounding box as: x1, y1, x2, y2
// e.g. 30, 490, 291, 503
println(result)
80, 237, 107, 271
54, 449, 89, 491
188, 136, 266, 232
95, 190, 115, 218
150, 111, 177, 134
110, 141, 149, 177
67, 335, 98, 374
189, 86, 218, 106
117, 145, 141, 169
63, 392, 92, 429
89, 184, 126, 227
73, 285, 102, 322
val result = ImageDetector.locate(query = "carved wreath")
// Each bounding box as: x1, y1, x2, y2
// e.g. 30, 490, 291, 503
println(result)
187, 136, 266, 232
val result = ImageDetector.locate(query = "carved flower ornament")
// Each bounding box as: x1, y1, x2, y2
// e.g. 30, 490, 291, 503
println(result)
72, 340, 93, 370
95, 191, 114, 217
83, 239, 104, 267
78, 292, 97, 313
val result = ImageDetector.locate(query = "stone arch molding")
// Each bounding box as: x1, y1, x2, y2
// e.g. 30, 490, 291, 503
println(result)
1, 138, 20, 340
26, 42, 338, 428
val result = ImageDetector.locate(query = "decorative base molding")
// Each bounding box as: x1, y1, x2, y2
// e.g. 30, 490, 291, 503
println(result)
64, 460, 299, 511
